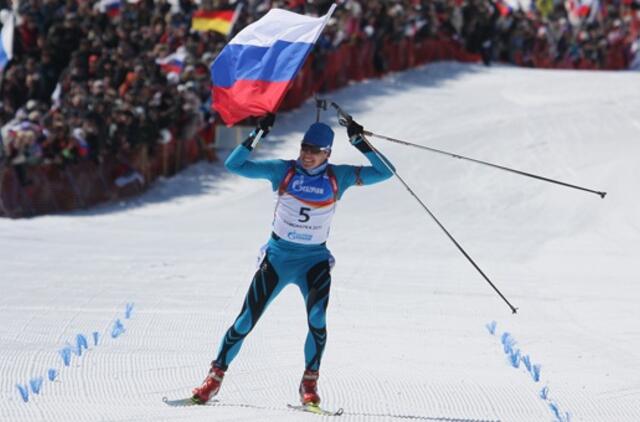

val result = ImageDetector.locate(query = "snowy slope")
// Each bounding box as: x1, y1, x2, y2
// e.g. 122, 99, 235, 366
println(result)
1, 63, 640, 422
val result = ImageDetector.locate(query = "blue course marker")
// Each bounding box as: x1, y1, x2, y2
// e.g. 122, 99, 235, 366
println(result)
125, 303, 134, 319
76, 334, 89, 356
539, 386, 549, 400
19, 306, 134, 404
29, 377, 43, 394
111, 319, 126, 338
487, 325, 570, 422
16, 384, 29, 402
531, 364, 541, 382
59, 346, 72, 367
509, 348, 521, 368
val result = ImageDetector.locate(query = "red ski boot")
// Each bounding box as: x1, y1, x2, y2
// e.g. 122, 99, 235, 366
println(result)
192, 362, 225, 404
299, 370, 320, 405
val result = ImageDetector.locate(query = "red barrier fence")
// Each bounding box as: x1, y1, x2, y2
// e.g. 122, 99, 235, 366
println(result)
1, 126, 216, 218
0, 35, 632, 218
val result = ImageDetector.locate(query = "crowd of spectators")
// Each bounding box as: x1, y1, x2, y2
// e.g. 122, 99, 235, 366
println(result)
0, 0, 223, 185
1, 0, 639, 184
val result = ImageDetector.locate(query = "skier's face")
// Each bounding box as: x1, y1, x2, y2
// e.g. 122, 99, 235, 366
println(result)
299, 144, 330, 170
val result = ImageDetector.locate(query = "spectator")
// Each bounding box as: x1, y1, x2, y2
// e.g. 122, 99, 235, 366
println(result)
3, 123, 42, 185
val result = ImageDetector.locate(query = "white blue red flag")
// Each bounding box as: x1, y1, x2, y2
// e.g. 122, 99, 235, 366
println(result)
156, 47, 187, 75
98, 0, 121, 17
0, 9, 14, 71
210, 5, 335, 125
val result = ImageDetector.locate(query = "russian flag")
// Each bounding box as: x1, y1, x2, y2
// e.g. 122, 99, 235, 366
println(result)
0, 9, 14, 71
210, 5, 336, 126
156, 47, 187, 75
99, 0, 121, 17
72, 128, 90, 158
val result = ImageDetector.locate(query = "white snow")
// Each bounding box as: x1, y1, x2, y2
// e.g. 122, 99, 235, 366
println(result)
1, 62, 640, 422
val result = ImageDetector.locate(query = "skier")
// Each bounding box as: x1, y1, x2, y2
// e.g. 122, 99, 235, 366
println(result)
192, 113, 393, 407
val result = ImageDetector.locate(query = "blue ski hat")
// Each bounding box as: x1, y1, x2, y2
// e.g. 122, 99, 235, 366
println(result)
302, 122, 334, 150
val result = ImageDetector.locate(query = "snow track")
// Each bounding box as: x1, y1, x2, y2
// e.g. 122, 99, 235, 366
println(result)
2, 63, 640, 421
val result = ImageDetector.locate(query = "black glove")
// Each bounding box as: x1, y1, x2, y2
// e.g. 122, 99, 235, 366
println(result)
242, 113, 276, 151
346, 119, 364, 138
258, 113, 275, 135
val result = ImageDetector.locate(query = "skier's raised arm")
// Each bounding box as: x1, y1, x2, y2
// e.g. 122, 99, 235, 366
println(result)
332, 119, 394, 196
224, 114, 287, 186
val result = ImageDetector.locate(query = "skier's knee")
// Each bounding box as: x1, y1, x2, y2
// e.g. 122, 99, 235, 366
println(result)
234, 312, 253, 335
307, 305, 326, 329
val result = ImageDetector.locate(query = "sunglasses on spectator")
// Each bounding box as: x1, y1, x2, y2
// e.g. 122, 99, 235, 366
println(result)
300, 143, 330, 154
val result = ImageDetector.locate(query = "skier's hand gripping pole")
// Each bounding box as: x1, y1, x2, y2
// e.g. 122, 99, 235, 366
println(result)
243, 113, 275, 150
331, 102, 519, 314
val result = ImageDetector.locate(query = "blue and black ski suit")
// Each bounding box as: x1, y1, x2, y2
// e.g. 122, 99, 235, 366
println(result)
214, 135, 393, 371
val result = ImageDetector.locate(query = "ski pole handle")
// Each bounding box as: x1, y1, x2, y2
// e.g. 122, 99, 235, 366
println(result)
249, 129, 264, 149
331, 102, 353, 127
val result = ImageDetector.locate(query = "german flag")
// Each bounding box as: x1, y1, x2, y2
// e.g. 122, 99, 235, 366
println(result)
192, 10, 236, 35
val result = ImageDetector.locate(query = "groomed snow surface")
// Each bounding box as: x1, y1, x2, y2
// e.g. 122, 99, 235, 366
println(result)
2, 62, 640, 422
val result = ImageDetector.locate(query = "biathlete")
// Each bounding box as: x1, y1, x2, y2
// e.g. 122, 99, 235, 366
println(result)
192, 113, 393, 406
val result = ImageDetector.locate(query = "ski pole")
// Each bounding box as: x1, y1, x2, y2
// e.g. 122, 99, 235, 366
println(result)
331, 102, 518, 314
364, 130, 607, 198
363, 131, 606, 199
315, 96, 328, 123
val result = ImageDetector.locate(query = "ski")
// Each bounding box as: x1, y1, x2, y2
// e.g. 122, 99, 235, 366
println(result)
162, 396, 214, 407
163, 397, 343, 416
287, 403, 344, 416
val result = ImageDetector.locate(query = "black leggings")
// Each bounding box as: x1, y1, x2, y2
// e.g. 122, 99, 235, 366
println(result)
214, 254, 331, 371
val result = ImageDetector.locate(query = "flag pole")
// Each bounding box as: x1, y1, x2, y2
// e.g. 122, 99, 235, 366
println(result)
226, 2, 244, 40
319, 3, 337, 34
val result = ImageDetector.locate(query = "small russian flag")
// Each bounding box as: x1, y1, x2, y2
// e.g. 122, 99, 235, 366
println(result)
99, 0, 121, 17
0, 9, 14, 71
72, 128, 90, 158
210, 5, 335, 125
156, 47, 187, 75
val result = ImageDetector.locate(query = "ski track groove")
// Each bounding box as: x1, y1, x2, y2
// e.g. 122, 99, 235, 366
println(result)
10, 312, 39, 344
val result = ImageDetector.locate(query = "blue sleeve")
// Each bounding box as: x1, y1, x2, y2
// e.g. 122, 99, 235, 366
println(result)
224, 144, 289, 190
332, 150, 394, 199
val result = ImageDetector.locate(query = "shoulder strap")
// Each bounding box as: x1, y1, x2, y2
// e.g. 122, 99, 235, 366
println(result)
326, 165, 339, 200
277, 160, 297, 195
